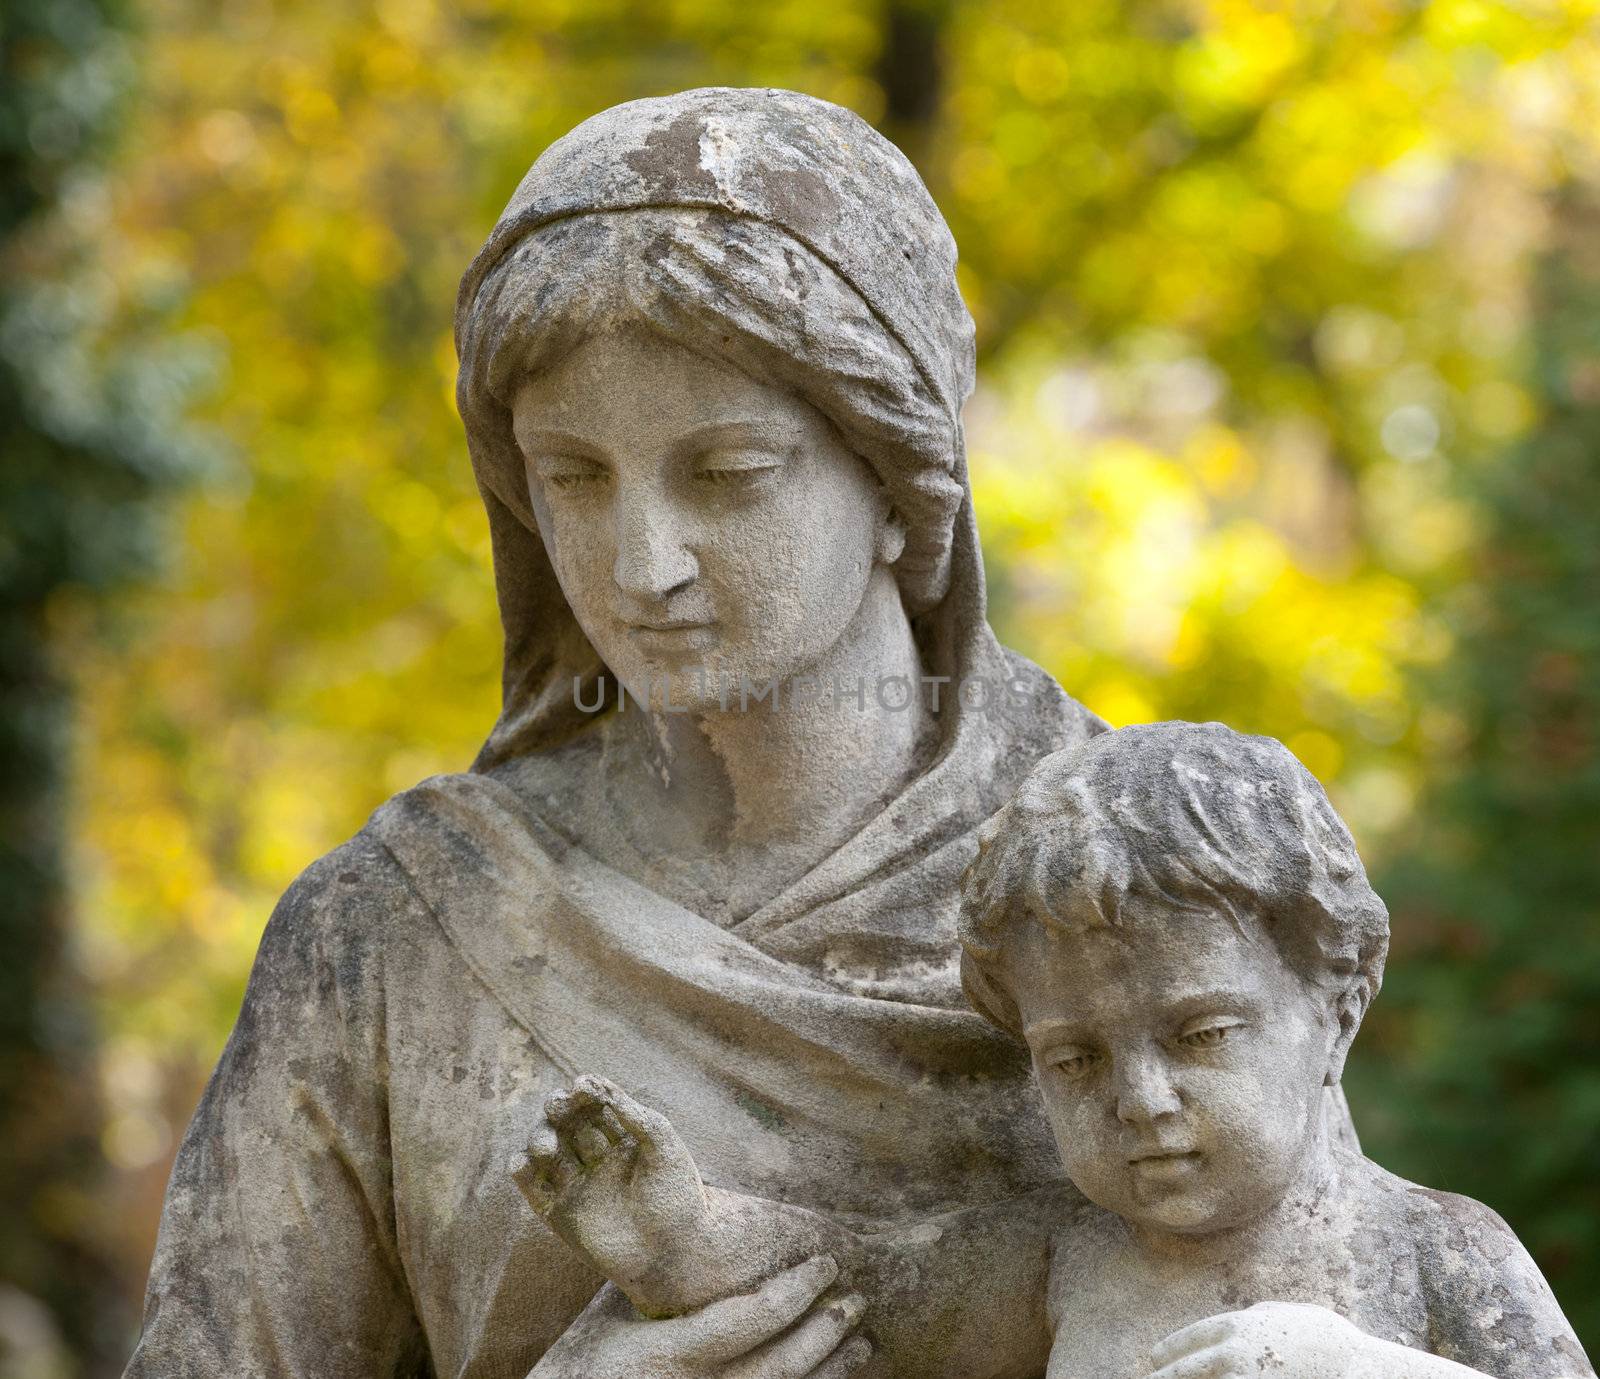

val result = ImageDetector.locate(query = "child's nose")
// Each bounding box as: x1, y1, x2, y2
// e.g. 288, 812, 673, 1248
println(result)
1113, 1051, 1182, 1124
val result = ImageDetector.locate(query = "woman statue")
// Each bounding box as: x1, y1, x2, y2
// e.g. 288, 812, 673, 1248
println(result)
125, 87, 1110, 1377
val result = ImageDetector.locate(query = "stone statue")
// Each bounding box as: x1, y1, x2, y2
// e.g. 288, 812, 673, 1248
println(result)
124, 86, 1550, 1379
125, 88, 1110, 1376
519, 724, 1594, 1379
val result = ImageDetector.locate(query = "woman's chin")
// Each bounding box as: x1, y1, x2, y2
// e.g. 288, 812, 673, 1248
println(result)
603, 644, 818, 716
609, 659, 749, 715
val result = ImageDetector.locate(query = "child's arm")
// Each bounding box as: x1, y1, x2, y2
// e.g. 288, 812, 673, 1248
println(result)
1146, 1299, 1591, 1379
518, 1075, 1063, 1379
1143, 1191, 1592, 1379
1147, 1302, 1480, 1379
1408, 1190, 1593, 1379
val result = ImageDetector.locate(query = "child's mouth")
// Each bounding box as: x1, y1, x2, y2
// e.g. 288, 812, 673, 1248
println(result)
1128, 1149, 1201, 1170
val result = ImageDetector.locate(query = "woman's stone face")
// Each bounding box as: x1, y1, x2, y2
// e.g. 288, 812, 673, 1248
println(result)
511, 325, 890, 710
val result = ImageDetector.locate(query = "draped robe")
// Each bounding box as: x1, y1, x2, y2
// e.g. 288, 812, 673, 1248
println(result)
129, 87, 1108, 1378
126, 648, 1106, 1379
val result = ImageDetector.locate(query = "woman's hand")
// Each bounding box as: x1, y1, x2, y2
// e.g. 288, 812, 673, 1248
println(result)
1147, 1301, 1391, 1379
530, 1256, 871, 1379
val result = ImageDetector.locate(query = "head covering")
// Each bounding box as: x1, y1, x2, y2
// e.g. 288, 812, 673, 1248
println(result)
454, 88, 1002, 768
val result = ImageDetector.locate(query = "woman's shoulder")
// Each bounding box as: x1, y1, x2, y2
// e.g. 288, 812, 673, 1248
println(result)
480, 727, 603, 809
243, 759, 553, 1026
256, 753, 553, 967
977, 646, 1108, 815
996, 645, 1109, 752
251, 815, 435, 993
237, 749, 604, 1062
277, 739, 606, 946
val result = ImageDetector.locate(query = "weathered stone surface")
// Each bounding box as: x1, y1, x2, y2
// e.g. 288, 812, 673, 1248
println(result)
127, 87, 1589, 1379
453, 86, 998, 771
126, 88, 1100, 1378
522, 725, 1591, 1379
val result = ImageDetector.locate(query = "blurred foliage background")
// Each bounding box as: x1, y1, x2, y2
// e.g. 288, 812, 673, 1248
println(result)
2, 0, 1597, 1373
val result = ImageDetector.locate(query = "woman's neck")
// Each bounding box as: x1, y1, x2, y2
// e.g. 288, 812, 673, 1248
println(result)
601, 567, 934, 903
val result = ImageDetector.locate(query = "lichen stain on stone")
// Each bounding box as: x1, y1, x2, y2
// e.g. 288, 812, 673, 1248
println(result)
621, 112, 715, 202
734, 1090, 787, 1133
763, 164, 840, 241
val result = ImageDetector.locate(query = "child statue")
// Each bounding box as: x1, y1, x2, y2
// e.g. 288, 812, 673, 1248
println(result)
520, 722, 1593, 1379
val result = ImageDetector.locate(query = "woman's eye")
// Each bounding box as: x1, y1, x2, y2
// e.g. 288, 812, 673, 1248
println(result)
695, 452, 784, 488
535, 458, 606, 491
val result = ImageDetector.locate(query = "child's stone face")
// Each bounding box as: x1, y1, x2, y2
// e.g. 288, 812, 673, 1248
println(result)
1002, 902, 1336, 1237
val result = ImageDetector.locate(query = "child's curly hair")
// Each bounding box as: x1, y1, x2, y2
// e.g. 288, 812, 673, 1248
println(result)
958, 721, 1389, 1039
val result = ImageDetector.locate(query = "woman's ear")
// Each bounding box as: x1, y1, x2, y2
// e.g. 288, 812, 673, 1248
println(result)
1322, 982, 1370, 1086
875, 505, 907, 567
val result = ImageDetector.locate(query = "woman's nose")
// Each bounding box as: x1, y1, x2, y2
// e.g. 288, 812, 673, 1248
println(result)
611, 488, 698, 601
1113, 1051, 1182, 1125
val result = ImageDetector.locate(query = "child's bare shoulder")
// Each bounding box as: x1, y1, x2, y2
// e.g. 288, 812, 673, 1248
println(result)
1042, 1196, 1128, 1330
1346, 1153, 1593, 1379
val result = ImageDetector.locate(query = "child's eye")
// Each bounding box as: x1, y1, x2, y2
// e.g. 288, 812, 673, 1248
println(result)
1047, 1049, 1101, 1079
698, 464, 782, 489
1177, 1019, 1243, 1049
1181, 1027, 1228, 1047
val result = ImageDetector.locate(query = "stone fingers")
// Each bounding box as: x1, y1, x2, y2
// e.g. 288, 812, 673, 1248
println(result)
514, 1126, 579, 1216
545, 1082, 630, 1166
566, 1076, 634, 1148
801, 1335, 873, 1379
723, 1291, 868, 1379
1149, 1314, 1236, 1370
675, 1256, 840, 1367
574, 1073, 676, 1151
